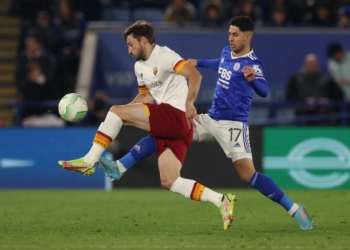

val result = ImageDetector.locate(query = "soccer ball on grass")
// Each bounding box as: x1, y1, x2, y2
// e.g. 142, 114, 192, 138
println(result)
58, 93, 88, 122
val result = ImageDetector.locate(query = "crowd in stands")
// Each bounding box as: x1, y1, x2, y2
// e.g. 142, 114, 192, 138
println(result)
10, 0, 350, 28
5, 0, 350, 127
96, 0, 350, 27
285, 53, 344, 125
284, 42, 350, 126
8, 0, 87, 126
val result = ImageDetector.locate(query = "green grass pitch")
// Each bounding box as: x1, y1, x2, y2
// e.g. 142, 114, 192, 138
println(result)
1, 189, 349, 250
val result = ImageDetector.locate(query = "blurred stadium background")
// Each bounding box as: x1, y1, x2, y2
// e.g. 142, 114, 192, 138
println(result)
1, 0, 350, 249
0, 0, 350, 189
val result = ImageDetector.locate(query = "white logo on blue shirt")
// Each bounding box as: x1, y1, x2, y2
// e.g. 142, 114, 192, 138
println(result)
252, 65, 263, 77
248, 53, 258, 60
233, 63, 240, 71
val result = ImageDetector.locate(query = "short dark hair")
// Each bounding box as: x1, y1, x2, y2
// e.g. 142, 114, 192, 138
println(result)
327, 43, 344, 58
123, 20, 156, 44
229, 16, 254, 32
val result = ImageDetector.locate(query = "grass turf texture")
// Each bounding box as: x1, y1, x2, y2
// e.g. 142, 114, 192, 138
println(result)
0, 189, 349, 250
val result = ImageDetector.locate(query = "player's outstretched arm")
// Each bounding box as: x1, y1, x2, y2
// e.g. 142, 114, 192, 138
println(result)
188, 58, 221, 71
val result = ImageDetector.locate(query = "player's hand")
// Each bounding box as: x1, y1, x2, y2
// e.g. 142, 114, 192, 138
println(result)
242, 66, 255, 82
185, 102, 200, 128
187, 59, 197, 67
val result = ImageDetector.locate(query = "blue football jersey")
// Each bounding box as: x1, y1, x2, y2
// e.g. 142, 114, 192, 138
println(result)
208, 46, 268, 124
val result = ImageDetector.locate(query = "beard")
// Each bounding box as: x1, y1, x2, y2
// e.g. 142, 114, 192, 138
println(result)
132, 47, 146, 61
232, 44, 245, 54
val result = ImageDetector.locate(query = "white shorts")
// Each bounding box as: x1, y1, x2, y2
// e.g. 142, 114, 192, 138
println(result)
193, 114, 252, 162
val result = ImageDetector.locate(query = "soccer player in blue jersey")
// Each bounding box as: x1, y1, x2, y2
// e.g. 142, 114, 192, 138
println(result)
98, 16, 313, 230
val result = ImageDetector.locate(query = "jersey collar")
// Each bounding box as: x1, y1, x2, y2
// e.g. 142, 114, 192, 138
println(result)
231, 49, 254, 59
147, 44, 160, 61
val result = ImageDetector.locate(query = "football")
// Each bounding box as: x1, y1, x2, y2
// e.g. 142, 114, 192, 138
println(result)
58, 93, 88, 122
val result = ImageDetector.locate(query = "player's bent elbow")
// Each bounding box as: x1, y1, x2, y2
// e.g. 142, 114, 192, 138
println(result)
258, 89, 269, 98
189, 72, 202, 83
197, 73, 203, 82
262, 90, 269, 98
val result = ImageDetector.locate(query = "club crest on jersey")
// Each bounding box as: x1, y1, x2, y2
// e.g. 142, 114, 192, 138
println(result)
252, 65, 263, 76
233, 63, 240, 71
153, 66, 158, 75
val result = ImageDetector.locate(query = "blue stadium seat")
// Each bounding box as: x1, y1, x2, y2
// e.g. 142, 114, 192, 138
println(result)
102, 7, 131, 21
132, 8, 164, 22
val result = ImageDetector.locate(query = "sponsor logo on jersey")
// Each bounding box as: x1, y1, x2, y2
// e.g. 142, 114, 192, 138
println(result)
233, 63, 240, 71
252, 65, 263, 77
218, 67, 232, 80
149, 80, 163, 88
234, 142, 241, 147
153, 66, 158, 75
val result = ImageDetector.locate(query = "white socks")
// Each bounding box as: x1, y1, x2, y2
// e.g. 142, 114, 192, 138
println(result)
170, 177, 223, 207
202, 188, 223, 207
170, 177, 195, 198
84, 112, 123, 165
116, 160, 126, 173
84, 144, 105, 165
288, 203, 299, 216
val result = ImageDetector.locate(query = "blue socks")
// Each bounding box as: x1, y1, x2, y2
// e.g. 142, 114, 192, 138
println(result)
249, 172, 294, 212
120, 137, 296, 214
119, 135, 157, 170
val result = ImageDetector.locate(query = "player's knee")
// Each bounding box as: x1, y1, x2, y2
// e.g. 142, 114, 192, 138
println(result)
239, 171, 254, 183
109, 105, 128, 120
110, 105, 121, 115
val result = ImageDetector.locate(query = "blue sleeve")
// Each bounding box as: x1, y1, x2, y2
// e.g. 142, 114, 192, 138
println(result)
197, 59, 221, 71
250, 78, 269, 98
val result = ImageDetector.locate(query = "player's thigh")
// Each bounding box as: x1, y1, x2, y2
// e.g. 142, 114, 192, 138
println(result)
158, 147, 182, 189
193, 114, 212, 141
110, 103, 150, 131
212, 120, 252, 159
146, 103, 190, 139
